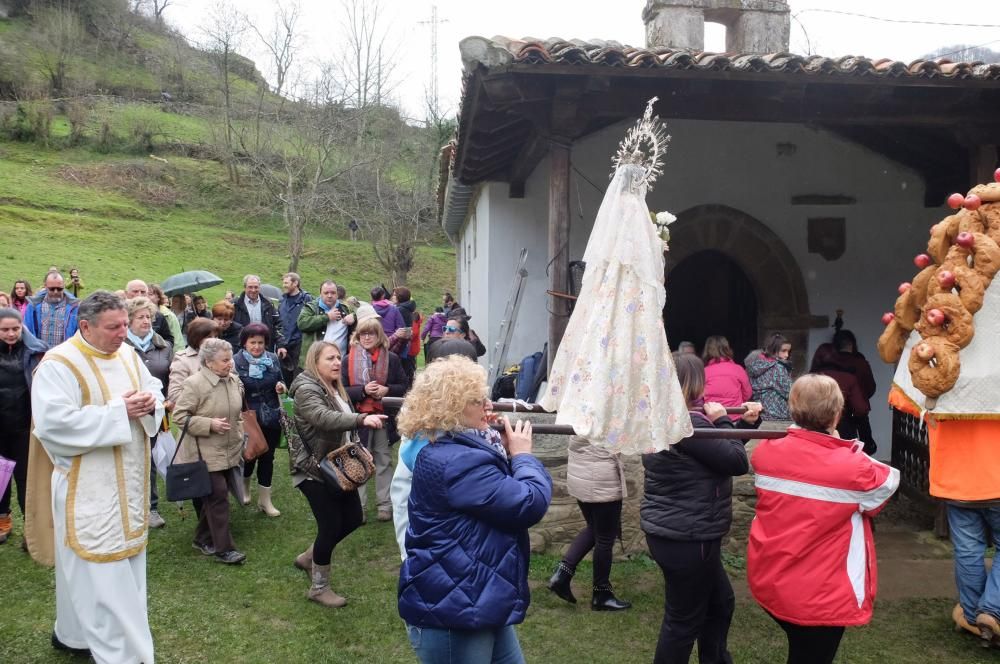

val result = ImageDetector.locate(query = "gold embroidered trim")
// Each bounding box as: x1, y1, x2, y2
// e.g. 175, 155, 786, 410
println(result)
59, 345, 148, 559
70, 333, 118, 361
42, 355, 91, 404
66, 455, 147, 563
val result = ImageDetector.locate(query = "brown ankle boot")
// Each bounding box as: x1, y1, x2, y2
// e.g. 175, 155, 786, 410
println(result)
307, 563, 346, 608
294, 544, 313, 574
975, 612, 1000, 646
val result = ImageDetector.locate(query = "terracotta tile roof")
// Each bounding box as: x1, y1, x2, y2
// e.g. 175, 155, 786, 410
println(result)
462, 36, 1000, 80
439, 37, 1000, 230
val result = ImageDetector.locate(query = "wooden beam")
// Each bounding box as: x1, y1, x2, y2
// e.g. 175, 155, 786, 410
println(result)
972, 144, 999, 185
548, 140, 572, 374
508, 133, 548, 198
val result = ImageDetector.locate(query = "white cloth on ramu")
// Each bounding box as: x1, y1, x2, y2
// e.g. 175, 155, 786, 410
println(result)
539, 163, 692, 454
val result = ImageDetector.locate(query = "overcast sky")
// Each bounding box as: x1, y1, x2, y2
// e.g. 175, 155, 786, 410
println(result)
168, 0, 999, 119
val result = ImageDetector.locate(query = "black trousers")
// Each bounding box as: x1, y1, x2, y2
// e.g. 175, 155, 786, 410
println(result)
298, 479, 363, 566
646, 534, 734, 664
400, 356, 417, 389
562, 500, 622, 588
0, 425, 29, 516
770, 615, 845, 664
242, 424, 282, 487
280, 342, 302, 386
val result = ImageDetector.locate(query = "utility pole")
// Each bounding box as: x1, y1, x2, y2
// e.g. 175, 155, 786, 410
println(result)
418, 3, 448, 119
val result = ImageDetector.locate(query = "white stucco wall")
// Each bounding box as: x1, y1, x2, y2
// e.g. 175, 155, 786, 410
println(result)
455, 186, 493, 366
456, 118, 946, 453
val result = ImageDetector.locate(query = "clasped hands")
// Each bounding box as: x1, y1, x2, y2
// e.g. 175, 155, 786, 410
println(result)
364, 381, 389, 399
123, 390, 157, 419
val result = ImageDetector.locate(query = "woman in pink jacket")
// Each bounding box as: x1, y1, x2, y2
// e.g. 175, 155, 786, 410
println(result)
748, 375, 899, 664
702, 336, 751, 417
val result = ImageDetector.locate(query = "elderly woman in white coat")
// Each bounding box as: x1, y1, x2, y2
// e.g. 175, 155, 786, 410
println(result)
547, 436, 631, 610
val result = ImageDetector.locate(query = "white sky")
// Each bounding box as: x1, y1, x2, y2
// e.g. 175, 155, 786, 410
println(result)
170, 0, 999, 119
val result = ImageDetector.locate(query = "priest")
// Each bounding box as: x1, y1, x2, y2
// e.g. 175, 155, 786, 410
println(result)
27, 290, 163, 663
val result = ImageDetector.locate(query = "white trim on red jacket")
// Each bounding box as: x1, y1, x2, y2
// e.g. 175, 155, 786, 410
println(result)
747, 429, 900, 626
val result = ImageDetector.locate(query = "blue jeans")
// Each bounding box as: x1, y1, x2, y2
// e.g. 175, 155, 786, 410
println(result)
406, 624, 525, 664
947, 504, 1000, 622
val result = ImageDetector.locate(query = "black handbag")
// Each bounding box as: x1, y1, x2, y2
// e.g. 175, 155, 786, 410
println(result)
165, 419, 212, 502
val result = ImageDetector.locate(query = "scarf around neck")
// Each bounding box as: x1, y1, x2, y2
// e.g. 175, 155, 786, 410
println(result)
464, 427, 508, 460
241, 349, 274, 379
348, 345, 389, 413
127, 329, 155, 352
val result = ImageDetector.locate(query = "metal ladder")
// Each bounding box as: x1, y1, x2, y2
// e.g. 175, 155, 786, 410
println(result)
489, 248, 529, 388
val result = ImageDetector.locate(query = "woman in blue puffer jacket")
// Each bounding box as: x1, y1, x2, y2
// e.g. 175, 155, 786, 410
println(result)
396, 355, 553, 664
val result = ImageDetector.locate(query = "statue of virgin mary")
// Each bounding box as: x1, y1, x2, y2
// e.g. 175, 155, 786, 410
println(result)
538, 98, 692, 454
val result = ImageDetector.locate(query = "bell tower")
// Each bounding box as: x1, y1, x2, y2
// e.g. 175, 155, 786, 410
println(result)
643, 0, 791, 53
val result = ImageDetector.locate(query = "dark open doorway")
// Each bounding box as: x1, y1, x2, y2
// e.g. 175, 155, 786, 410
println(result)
664, 250, 759, 362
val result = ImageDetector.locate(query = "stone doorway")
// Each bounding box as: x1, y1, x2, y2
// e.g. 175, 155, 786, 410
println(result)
665, 249, 759, 361
664, 204, 826, 371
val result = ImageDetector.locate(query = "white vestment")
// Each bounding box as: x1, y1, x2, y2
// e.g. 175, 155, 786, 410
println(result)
31, 333, 164, 664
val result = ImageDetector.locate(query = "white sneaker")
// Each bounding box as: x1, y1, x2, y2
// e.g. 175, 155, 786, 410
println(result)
149, 510, 166, 529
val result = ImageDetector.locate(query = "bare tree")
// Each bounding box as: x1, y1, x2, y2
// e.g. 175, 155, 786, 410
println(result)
149, 0, 172, 22
333, 126, 441, 286
132, 0, 172, 21
239, 97, 368, 272
32, 4, 84, 95
249, 1, 300, 103
201, 0, 247, 183
331, 0, 400, 142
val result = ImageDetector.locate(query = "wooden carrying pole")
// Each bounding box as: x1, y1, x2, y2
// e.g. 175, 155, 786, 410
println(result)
379, 398, 787, 440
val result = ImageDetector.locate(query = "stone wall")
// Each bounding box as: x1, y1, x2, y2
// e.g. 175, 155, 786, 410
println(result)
643, 1, 790, 53
524, 411, 761, 557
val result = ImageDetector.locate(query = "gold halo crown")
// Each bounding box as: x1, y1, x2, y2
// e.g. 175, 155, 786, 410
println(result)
611, 97, 671, 190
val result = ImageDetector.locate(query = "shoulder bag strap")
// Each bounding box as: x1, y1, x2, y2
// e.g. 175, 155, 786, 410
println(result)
169, 416, 204, 462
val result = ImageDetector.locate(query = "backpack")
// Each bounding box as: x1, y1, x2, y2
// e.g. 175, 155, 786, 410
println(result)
492, 365, 519, 401
515, 352, 543, 402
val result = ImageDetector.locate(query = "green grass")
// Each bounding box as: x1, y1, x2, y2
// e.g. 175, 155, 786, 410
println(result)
0, 141, 455, 308
0, 452, 994, 663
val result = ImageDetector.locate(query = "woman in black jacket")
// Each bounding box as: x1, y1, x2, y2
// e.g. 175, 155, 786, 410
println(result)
641, 353, 761, 664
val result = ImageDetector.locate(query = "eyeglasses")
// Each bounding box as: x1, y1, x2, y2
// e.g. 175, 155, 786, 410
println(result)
443, 325, 460, 333
48, 287, 64, 292
358, 330, 378, 337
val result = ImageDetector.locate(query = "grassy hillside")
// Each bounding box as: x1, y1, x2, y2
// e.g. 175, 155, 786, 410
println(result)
0, 9, 454, 311
0, 141, 455, 308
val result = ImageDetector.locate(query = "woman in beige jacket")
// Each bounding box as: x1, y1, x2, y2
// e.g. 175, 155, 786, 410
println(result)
174, 338, 246, 565
547, 436, 631, 611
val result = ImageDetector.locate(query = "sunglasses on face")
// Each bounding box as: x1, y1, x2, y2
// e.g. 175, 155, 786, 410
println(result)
443, 326, 460, 333
48, 287, 64, 292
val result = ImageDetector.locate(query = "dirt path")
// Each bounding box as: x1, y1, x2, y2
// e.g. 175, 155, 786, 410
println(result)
733, 525, 960, 602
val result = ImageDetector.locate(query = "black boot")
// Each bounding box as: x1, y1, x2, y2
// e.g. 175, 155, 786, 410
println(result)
547, 562, 577, 604
591, 584, 631, 611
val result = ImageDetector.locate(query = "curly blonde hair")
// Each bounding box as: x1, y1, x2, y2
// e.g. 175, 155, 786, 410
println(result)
397, 355, 488, 440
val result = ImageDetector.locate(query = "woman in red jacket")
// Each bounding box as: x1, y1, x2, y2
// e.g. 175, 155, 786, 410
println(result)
748, 375, 899, 664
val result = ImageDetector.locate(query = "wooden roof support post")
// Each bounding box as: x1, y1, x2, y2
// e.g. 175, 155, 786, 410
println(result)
972, 143, 999, 184
548, 139, 572, 374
